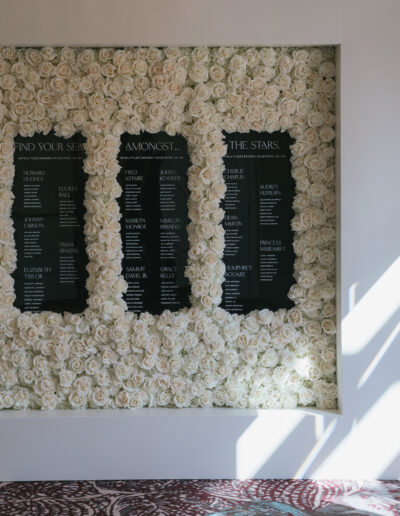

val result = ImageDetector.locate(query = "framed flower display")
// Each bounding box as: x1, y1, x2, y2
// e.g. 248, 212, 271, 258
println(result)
0, 46, 337, 410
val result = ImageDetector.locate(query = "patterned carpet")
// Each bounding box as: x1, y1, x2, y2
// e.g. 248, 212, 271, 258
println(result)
0, 480, 399, 515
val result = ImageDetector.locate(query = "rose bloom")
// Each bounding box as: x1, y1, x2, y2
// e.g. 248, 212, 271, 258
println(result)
271, 366, 289, 387
256, 308, 273, 325
69, 358, 84, 374
242, 348, 258, 366
320, 126, 335, 142
297, 387, 313, 406
59, 370, 75, 388
320, 281, 335, 300
317, 397, 337, 410
303, 247, 317, 264
323, 303, 336, 318
14, 389, 31, 410
299, 300, 321, 318
322, 319, 336, 335
304, 320, 322, 338
189, 64, 208, 83
318, 249, 334, 267
298, 270, 317, 289
319, 61, 335, 77
287, 307, 303, 327
259, 347, 278, 368
296, 178, 311, 195
68, 391, 87, 408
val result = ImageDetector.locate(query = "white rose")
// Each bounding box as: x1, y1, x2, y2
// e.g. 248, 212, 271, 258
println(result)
323, 303, 336, 318
19, 369, 35, 385
317, 397, 336, 410
141, 355, 155, 370
298, 270, 317, 289
258, 309, 274, 325
192, 47, 209, 63
157, 391, 171, 406
275, 73, 291, 89
319, 61, 335, 77
74, 376, 92, 396
272, 366, 289, 386
277, 54, 293, 73
169, 356, 183, 374
243, 315, 259, 333
259, 348, 278, 368
320, 281, 335, 300
59, 370, 75, 387
173, 392, 190, 408
298, 387, 314, 405
303, 247, 317, 264
228, 54, 245, 72
280, 393, 297, 409
306, 288, 322, 303
308, 111, 324, 128
310, 182, 326, 198
318, 249, 334, 267
258, 48, 276, 66
263, 84, 279, 104
91, 387, 108, 407
287, 307, 303, 327
169, 375, 186, 393
304, 320, 322, 337
197, 390, 212, 407
39, 392, 57, 410
319, 126, 335, 142
280, 324, 297, 343
189, 64, 208, 83
322, 319, 336, 335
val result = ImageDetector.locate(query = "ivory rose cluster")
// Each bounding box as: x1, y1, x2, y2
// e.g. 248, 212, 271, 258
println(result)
0, 46, 336, 410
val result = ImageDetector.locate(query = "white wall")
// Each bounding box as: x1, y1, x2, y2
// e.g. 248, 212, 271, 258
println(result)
0, 0, 400, 480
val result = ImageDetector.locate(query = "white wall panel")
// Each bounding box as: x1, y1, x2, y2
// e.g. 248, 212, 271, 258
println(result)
1, 0, 400, 480
0, 0, 340, 47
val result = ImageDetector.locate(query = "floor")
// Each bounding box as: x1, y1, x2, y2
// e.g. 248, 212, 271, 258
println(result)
0, 480, 399, 515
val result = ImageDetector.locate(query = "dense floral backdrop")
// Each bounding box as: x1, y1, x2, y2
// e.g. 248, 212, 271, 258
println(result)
0, 46, 337, 409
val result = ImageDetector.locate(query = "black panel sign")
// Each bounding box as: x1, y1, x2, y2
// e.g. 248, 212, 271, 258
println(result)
118, 132, 191, 314
221, 131, 295, 313
12, 131, 88, 313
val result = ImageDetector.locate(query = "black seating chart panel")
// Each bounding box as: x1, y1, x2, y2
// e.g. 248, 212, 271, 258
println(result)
117, 132, 191, 314
12, 131, 88, 313
221, 131, 295, 314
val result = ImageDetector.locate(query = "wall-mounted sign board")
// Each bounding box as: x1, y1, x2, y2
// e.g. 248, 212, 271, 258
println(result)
12, 132, 88, 313
118, 132, 191, 314
221, 131, 295, 314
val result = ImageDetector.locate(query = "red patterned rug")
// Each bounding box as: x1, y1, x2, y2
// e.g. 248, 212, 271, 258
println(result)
0, 479, 399, 515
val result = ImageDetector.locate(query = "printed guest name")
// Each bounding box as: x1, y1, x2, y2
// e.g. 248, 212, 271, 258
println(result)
126, 217, 146, 229
160, 266, 176, 279
225, 264, 252, 277
160, 217, 180, 230
23, 170, 45, 181
24, 217, 44, 228
260, 240, 285, 252
23, 266, 51, 279
59, 242, 78, 254
125, 265, 147, 279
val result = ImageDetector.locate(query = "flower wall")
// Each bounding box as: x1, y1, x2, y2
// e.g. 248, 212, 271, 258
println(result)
0, 46, 337, 410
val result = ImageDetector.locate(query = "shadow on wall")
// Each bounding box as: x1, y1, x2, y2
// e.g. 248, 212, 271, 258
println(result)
236, 256, 400, 479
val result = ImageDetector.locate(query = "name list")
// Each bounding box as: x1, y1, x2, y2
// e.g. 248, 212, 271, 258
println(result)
12, 131, 88, 313
118, 132, 190, 314
221, 131, 295, 313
